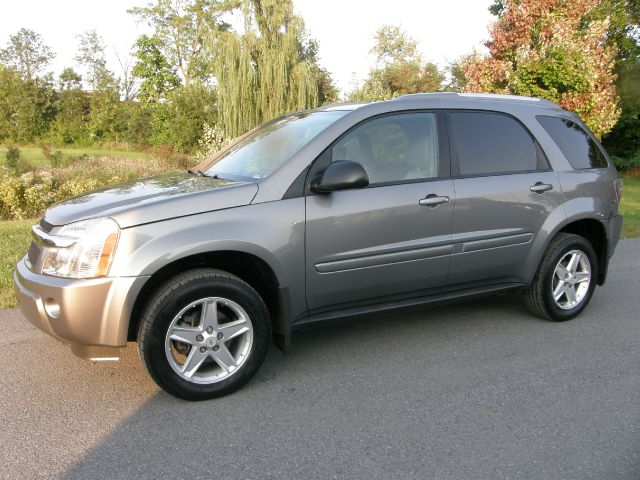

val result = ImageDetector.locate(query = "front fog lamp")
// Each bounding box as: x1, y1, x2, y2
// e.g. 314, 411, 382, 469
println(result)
41, 218, 120, 279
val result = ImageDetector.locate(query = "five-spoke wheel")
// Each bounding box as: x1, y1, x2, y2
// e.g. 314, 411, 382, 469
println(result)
524, 233, 598, 321
165, 297, 253, 383
138, 269, 270, 400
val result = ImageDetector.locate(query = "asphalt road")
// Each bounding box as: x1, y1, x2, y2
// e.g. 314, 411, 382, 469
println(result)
1, 239, 639, 480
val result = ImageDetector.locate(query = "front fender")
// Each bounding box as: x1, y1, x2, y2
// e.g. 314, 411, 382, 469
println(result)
109, 199, 306, 316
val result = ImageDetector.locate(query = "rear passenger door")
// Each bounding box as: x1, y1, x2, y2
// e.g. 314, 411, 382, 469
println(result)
446, 110, 563, 286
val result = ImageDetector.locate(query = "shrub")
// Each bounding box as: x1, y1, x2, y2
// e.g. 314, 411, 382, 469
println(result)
40, 143, 65, 167
4, 146, 20, 170
196, 123, 231, 161
612, 153, 640, 172
0, 155, 186, 220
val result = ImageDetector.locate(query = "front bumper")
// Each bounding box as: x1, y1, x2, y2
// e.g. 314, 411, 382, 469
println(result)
13, 257, 148, 360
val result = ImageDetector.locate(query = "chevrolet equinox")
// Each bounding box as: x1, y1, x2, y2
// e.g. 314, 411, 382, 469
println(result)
15, 93, 624, 400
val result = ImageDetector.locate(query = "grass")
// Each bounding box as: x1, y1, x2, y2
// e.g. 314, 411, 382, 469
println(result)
0, 145, 159, 167
0, 176, 638, 309
0, 219, 33, 308
621, 175, 640, 239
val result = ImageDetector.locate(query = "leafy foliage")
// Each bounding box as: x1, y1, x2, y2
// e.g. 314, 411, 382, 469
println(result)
460, 0, 620, 138
347, 25, 444, 102
0, 28, 54, 81
603, 56, 640, 164
129, 0, 235, 86
4, 146, 20, 169
132, 35, 181, 102
74, 31, 110, 90
0, 155, 185, 220
212, 0, 323, 137
195, 123, 231, 160
0, 66, 56, 142
149, 83, 218, 151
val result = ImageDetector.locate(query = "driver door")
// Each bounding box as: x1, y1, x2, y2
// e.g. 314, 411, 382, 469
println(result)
305, 111, 454, 312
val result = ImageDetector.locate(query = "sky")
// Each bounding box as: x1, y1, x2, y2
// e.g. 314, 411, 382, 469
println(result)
0, 0, 494, 94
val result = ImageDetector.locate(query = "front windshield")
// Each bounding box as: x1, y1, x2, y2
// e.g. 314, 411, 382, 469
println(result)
203, 111, 347, 180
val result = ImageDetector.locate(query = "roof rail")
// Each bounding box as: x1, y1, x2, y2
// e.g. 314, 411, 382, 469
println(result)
393, 92, 558, 107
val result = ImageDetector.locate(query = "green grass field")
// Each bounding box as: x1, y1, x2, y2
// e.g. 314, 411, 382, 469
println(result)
0, 219, 33, 308
621, 175, 640, 239
0, 145, 158, 167
0, 177, 638, 309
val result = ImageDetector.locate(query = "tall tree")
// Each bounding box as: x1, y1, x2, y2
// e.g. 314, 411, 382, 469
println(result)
74, 30, 111, 90
74, 31, 122, 141
347, 25, 444, 102
460, 0, 620, 138
51, 68, 89, 145
0, 28, 54, 80
132, 35, 181, 102
489, 0, 640, 60
211, 0, 324, 137
0, 65, 55, 142
114, 49, 138, 101
129, 0, 236, 87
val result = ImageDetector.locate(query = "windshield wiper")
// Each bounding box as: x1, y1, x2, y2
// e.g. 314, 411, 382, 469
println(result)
187, 169, 221, 179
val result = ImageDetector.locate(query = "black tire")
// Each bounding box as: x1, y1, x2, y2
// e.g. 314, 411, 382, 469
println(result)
523, 233, 598, 321
138, 268, 271, 401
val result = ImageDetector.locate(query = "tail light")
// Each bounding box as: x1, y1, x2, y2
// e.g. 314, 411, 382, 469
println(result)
614, 178, 623, 204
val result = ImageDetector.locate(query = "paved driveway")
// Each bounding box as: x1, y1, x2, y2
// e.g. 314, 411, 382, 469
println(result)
1, 239, 639, 479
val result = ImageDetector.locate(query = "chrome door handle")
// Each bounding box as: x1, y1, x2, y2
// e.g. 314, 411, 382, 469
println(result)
419, 195, 450, 207
530, 182, 553, 193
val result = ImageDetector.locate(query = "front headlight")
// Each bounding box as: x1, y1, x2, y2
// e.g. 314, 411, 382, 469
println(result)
41, 218, 120, 279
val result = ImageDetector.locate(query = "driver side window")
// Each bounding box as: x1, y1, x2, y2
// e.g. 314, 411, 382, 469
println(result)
331, 112, 439, 185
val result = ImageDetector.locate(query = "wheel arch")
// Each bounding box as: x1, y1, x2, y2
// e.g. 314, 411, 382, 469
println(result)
127, 250, 291, 351
536, 216, 609, 286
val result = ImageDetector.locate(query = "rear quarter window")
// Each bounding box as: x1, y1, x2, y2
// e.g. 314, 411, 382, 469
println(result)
536, 116, 608, 169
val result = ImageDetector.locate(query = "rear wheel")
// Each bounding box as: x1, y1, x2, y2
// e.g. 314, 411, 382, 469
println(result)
138, 269, 270, 400
523, 233, 598, 321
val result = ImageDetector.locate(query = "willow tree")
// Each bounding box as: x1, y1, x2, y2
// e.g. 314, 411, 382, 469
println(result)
212, 0, 321, 137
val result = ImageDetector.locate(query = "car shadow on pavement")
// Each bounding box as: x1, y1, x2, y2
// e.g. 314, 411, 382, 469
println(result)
57, 290, 640, 480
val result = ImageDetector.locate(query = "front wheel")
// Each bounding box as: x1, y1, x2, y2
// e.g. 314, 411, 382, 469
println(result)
138, 269, 271, 400
523, 233, 598, 321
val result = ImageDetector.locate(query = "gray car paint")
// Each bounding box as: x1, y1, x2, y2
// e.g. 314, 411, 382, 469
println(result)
43, 172, 258, 228
21, 93, 623, 351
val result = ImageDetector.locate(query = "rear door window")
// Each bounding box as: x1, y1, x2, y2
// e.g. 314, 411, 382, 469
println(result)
536, 116, 608, 169
449, 111, 539, 176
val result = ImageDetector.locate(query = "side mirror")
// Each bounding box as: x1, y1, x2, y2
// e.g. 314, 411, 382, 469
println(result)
310, 160, 369, 194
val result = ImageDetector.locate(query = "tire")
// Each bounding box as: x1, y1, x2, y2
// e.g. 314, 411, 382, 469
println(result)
138, 268, 271, 401
523, 233, 598, 321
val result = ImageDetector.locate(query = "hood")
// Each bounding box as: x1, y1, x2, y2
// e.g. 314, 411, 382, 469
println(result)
44, 172, 258, 228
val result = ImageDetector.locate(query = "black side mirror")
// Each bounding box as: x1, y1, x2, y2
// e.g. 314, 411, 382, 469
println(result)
310, 160, 369, 194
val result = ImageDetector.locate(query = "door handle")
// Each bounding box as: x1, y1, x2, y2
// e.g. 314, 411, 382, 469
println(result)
419, 194, 450, 207
530, 182, 553, 193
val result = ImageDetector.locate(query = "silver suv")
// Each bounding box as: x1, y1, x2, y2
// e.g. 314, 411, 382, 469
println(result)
15, 93, 624, 400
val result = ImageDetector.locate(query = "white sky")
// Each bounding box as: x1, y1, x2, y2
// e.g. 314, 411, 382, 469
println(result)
0, 0, 493, 93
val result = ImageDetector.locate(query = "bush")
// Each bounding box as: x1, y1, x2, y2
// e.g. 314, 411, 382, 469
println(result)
4, 146, 20, 170
0, 155, 187, 220
195, 123, 231, 161
612, 153, 640, 172
40, 143, 65, 167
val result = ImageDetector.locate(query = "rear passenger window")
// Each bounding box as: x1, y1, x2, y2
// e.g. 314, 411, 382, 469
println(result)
537, 116, 608, 169
449, 111, 539, 176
